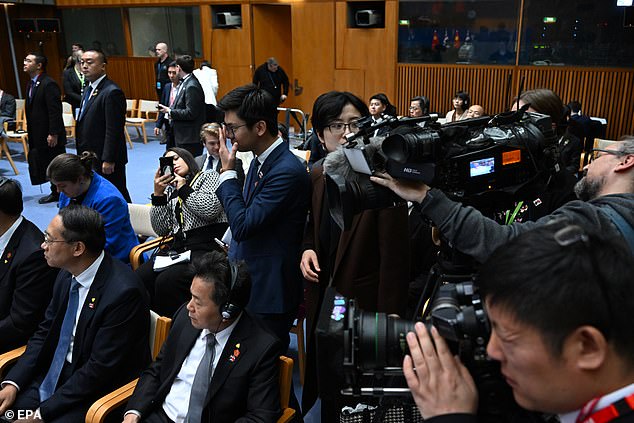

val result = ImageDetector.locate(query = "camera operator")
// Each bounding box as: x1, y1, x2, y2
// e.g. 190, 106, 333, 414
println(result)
403, 224, 634, 423
371, 137, 634, 262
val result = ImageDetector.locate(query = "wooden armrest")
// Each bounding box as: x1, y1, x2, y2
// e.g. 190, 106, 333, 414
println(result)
85, 378, 138, 423
277, 408, 296, 423
0, 346, 26, 378
129, 236, 173, 271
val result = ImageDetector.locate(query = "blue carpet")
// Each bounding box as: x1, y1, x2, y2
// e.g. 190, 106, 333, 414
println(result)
0, 123, 321, 421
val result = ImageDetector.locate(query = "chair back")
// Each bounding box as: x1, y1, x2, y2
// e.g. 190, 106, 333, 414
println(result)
279, 356, 293, 410
62, 101, 73, 115
128, 203, 158, 238
149, 311, 172, 360
62, 113, 74, 127
15, 99, 25, 112
126, 99, 138, 118
138, 100, 159, 120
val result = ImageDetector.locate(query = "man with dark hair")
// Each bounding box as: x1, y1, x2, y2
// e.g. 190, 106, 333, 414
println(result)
0, 205, 150, 422
154, 42, 172, 100
216, 84, 310, 351
158, 55, 206, 157
372, 138, 634, 262
404, 224, 634, 423
154, 61, 179, 147
252, 57, 290, 105
0, 177, 58, 353
123, 251, 281, 423
75, 49, 131, 202
409, 96, 429, 117
23, 52, 66, 204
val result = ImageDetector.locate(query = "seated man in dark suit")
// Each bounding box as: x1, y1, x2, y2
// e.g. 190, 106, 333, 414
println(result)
0, 177, 58, 353
123, 251, 281, 423
196, 122, 244, 187
0, 206, 150, 422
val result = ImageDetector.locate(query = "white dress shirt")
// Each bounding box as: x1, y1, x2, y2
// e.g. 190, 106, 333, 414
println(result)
161, 315, 241, 423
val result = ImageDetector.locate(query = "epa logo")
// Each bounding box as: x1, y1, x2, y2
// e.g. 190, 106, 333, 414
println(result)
4, 409, 42, 420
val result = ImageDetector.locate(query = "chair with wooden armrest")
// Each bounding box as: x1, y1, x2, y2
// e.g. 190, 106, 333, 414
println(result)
278, 355, 296, 423
85, 313, 172, 423
0, 345, 26, 379
129, 236, 173, 271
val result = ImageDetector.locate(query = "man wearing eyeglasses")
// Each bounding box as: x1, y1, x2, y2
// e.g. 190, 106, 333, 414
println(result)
215, 84, 310, 354
371, 138, 634, 261
403, 224, 634, 423
0, 206, 150, 422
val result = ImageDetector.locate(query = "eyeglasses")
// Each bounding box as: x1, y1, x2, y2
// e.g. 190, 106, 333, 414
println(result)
223, 123, 248, 139
590, 148, 626, 162
43, 233, 74, 245
326, 121, 361, 135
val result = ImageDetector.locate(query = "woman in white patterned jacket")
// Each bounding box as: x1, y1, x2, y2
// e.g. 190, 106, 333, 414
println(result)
136, 147, 228, 316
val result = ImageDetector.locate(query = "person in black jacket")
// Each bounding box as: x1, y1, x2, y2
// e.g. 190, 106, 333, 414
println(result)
0, 178, 58, 353
23, 52, 67, 204
403, 224, 634, 423
252, 58, 289, 105
75, 49, 131, 202
62, 49, 84, 117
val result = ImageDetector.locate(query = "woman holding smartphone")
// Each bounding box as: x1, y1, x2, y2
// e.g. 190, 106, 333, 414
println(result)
136, 147, 228, 316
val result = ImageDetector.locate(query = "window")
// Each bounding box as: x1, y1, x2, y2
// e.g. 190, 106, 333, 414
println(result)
128, 7, 202, 58
62, 8, 126, 57
397, 0, 520, 64
519, 0, 634, 67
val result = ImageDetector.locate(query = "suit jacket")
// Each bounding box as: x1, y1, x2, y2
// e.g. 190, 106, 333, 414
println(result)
155, 81, 174, 130
6, 253, 150, 421
0, 218, 58, 353
170, 74, 206, 146
216, 142, 310, 314
25, 73, 67, 185
126, 306, 282, 423
195, 153, 245, 187
75, 76, 128, 166
62, 67, 83, 113
58, 172, 138, 263
0, 91, 16, 119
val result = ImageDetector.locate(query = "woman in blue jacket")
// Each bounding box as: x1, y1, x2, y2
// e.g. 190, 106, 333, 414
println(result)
47, 152, 138, 263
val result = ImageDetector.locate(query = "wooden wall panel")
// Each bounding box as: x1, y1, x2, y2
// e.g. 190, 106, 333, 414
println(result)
290, 1, 335, 116
335, 0, 397, 104
396, 64, 634, 139
210, 3, 253, 98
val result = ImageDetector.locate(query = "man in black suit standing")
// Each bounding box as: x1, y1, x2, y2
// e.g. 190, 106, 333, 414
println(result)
75, 49, 131, 202
23, 52, 66, 204
0, 177, 58, 353
158, 55, 206, 158
123, 251, 281, 423
154, 62, 179, 148
196, 122, 244, 186
0, 206, 150, 422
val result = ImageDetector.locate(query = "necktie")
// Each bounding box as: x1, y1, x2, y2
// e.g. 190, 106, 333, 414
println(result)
169, 86, 176, 107
243, 158, 260, 200
206, 157, 214, 171
186, 333, 217, 423
39, 278, 80, 402
79, 85, 93, 120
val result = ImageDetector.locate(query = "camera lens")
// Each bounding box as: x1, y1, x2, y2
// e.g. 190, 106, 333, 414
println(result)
383, 130, 440, 163
357, 311, 416, 370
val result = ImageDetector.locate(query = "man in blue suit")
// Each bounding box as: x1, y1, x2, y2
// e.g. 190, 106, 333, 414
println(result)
216, 84, 310, 350
0, 206, 150, 422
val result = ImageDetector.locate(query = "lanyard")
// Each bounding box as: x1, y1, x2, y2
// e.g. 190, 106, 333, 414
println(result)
577, 393, 634, 423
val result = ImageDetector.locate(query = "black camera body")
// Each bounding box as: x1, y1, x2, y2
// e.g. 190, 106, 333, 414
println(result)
324, 109, 558, 229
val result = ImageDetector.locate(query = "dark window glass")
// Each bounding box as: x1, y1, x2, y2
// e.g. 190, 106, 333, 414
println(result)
519, 0, 634, 67
61, 8, 126, 57
397, 0, 520, 64
129, 7, 202, 58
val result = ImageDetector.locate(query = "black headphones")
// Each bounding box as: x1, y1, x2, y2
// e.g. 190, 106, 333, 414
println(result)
220, 261, 242, 321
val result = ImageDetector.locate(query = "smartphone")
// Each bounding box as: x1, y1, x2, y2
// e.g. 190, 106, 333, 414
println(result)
159, 156, 174, 177
214, 237, 229, 249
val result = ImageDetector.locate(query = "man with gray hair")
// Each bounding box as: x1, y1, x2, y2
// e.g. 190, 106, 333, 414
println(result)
252, 57, 290, 105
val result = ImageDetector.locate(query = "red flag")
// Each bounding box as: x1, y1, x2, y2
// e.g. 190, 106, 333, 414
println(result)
453, 30, 461, 49
431, 30, 439, 50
